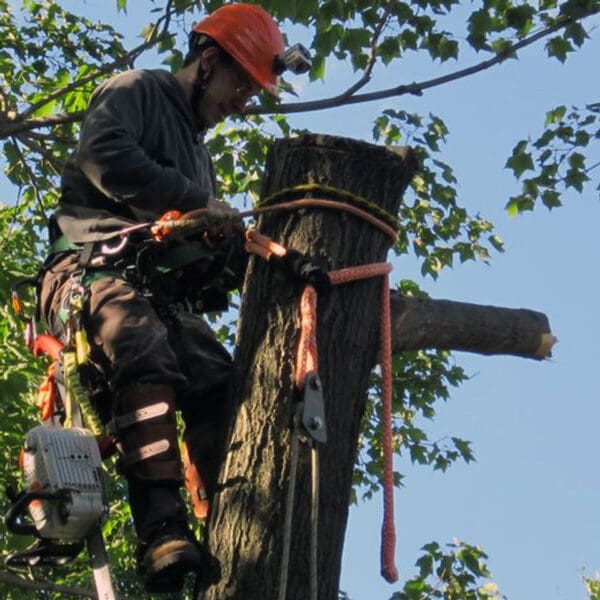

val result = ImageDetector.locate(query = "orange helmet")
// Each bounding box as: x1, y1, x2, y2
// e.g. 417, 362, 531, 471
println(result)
192, 4, 285, 96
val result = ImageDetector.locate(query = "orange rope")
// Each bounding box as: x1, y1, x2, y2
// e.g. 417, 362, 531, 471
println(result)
165, 198, 398, 244
295, 284, 319, 388
247, 228, 399, 583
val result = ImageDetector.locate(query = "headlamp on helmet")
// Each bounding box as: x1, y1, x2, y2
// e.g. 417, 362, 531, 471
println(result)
274, 43, 312, 75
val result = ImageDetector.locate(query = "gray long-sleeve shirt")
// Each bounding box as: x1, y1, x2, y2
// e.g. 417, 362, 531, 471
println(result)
54, 69, 216, 243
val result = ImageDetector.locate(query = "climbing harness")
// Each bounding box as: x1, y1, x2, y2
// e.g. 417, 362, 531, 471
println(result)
5, 209, 249, 597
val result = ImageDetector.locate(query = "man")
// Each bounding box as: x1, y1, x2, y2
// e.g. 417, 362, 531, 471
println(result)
38, 4, 307, 593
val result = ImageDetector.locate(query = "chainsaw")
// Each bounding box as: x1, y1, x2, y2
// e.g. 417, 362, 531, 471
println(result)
5, 278, 118, 600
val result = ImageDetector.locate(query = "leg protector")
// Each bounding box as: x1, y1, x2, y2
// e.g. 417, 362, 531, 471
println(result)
112, 384, 182, 482
112, 385, 210, 592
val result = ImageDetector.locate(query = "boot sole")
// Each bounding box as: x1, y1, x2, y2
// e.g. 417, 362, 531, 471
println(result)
142, 539, 202, 593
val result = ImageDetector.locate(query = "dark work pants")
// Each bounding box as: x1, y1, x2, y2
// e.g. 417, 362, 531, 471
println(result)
39, 252, 233, 403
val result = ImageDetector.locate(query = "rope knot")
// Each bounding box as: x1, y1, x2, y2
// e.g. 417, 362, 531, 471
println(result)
274, 250, 332, 296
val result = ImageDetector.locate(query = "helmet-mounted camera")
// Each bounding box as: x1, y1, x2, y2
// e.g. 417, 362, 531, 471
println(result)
274, 43, 312, 75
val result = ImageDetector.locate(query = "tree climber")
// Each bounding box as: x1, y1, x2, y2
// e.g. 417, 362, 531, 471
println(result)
37, 3, 308, 593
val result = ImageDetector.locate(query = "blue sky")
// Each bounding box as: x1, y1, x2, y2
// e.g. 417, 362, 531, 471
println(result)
5, 2, 600, 599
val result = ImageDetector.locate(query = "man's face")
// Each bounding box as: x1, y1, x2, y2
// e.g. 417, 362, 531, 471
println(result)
194, 56, 261, 128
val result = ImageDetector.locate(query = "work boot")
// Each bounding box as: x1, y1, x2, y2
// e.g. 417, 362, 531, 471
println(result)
137, 529, 203, 593
129, 481, 206, 593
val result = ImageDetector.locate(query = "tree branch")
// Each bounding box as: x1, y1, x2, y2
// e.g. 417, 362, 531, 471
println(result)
10, 136, 52, 229
0, 570, 96, 598
336, 4, 392, 101
390, 291, 557, 360
0, 7, 596, 139
249, 8, 599, 115
17, 133, 64, 174
9, 1, 176, 125
0, 111, 84, 138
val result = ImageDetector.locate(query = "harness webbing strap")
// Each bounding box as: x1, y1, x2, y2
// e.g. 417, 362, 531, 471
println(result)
119, 439, 171, 469
106, 401, 170, 435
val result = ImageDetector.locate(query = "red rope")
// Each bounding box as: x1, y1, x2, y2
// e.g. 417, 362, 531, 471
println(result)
329, 263, 398, 583
247, 229, 399, 583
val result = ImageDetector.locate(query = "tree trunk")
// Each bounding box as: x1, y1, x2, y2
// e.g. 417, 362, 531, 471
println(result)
204, 134, 417, 600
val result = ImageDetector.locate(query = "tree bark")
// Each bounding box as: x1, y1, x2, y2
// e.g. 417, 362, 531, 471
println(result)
204, 134, 417, 600
390, 291, 556, 359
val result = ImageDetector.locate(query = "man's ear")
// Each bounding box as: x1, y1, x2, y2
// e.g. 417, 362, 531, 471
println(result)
199, 46, 220, 72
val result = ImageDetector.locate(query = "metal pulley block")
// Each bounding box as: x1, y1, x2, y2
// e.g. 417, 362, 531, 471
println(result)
300, 371, 327, 444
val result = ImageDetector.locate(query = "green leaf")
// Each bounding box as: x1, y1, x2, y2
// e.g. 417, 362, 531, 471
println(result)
467, 9, 492, 50
564, 22, 589, 47
546, 36, 573, 62
506, 141, 534, 178
505, 5, 535, 35
545, 105, 567, 126
541, 189, 562, 209
310, 54, 326, 81
379, 36, 401, 64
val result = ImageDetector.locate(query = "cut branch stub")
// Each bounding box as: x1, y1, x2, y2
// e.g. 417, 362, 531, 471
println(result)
204, 134, 417, 600
390, 291, 557, 359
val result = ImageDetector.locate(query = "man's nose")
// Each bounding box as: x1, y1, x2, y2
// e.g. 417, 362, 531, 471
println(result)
232, 93, 249, 112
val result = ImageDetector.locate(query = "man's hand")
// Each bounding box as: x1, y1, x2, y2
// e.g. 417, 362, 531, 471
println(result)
192, 198, 244, 246
206, 196, 238, 216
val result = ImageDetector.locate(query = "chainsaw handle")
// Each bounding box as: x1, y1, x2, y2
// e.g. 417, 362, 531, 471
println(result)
4, 490, 67, 537
32, 334, 63, 360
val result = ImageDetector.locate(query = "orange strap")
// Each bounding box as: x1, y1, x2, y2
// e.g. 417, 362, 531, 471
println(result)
247, 229, 399, 583
37, 362, 57, 421
182, 439, 210, 520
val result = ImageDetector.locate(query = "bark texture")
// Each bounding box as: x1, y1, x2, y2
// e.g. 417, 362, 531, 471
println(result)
390, 291, 556, 359
204, 134, 417, 600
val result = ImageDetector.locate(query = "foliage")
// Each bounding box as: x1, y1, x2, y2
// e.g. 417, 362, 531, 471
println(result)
373, 111, 503, 278
585, 574, 600, 600
391, 541, 503, 600
354, 341, 472, 502
0, 0, 597, 597
506, 103, 600, 214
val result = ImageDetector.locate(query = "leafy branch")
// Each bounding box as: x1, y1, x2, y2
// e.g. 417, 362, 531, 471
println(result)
1, 3, 596, 140
0, 569, 96, 598
0, 0, 177, 137
337, 2, 393, 101
254, 6, 599, 115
